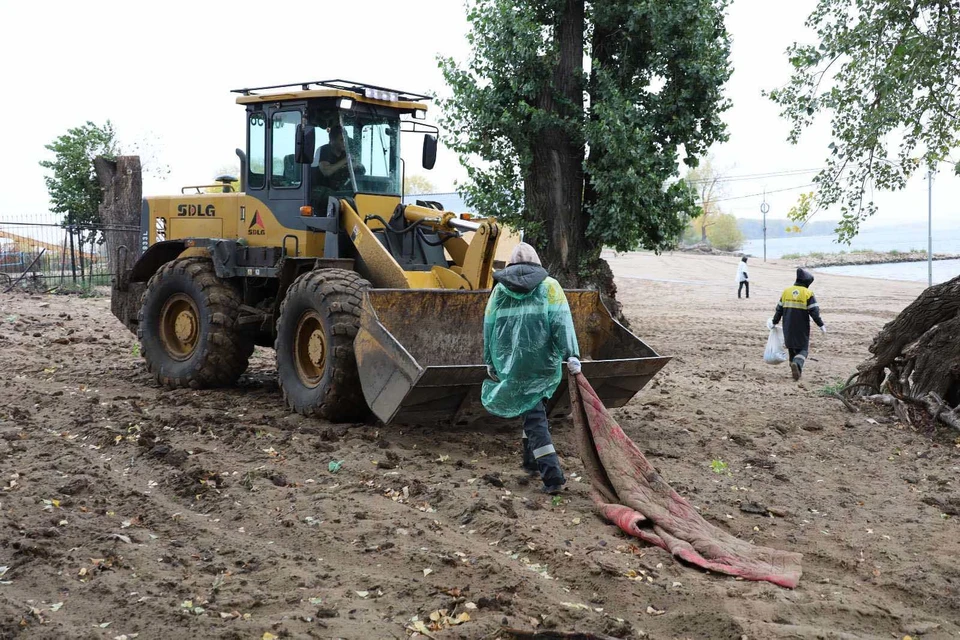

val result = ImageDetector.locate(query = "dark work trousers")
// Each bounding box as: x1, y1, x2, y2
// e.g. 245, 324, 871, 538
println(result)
521, 401, 565, 488
788, 347, 809, 372
738, 280, 749, 298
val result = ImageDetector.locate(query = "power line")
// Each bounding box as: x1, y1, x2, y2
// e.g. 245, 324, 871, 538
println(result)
709, 183, 816, 204
685, 167, 822, 185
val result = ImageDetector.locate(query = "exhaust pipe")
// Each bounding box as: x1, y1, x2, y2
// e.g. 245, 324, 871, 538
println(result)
235, 148, 247, 191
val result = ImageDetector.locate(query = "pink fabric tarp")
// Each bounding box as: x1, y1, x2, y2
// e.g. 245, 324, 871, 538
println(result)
569, 374, 802, 588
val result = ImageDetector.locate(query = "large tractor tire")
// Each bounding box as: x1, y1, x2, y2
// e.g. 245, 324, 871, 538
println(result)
275, 268, 370, 422
138, 257, 252, 388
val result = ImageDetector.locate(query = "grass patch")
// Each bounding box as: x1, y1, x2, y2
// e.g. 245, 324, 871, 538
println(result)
781, 252, 802, 260
817, 379, 848, 396
710, 459, 729, 475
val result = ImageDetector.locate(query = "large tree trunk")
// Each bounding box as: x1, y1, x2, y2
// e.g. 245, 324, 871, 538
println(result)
524, 0, 586, 286
853, 276, 960, 407
94, 155, 142, 274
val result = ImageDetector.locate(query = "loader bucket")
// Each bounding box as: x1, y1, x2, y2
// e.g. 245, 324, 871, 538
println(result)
354, 289, 671, 426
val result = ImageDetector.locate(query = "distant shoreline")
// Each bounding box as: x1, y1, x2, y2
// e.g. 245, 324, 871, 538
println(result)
766, 249, 960, 268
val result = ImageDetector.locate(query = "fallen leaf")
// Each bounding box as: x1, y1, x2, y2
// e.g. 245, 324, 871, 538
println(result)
262, 633, 278, 640
308, 597, 322, 605
572, 517, 581, 525
50, 602, 63, 612
180, 600, 193, 609
408, 620, 435, 638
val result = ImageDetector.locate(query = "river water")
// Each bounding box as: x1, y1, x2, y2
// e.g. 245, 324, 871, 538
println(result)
741, 225, 960, 283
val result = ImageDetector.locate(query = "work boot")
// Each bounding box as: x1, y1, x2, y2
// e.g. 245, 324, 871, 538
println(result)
790, 360, 802, 381
520, 462, 539, 476
541, 482, 565, 496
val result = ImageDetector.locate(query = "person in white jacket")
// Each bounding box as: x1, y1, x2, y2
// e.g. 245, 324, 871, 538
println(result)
736, 256, 749, 299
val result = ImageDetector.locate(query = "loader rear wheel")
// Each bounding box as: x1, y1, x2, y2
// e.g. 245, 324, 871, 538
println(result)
138, 257, 252, 388
276, 268, 370, 422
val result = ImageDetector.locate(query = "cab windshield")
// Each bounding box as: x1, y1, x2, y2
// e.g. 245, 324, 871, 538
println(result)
308, 109, 401, 200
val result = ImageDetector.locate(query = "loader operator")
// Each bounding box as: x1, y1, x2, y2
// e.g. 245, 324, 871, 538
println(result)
314, 125, 363, 191
481, 243, 581, 495
771, 267, 826, 381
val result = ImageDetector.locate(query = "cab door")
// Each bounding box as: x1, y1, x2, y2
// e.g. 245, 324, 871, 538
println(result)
240, 105, 308, 248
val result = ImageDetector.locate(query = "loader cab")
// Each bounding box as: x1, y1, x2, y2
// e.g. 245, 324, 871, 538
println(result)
234, 81, 437, 227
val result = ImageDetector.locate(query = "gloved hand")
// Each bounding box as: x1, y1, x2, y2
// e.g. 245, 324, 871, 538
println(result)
567, 357, 582, 375
486, 365, 499, 382
766, 318, 775, 330
819, 325, 827, 334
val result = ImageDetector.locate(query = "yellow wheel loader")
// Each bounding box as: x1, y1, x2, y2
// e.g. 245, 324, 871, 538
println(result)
111, 79, 669, 425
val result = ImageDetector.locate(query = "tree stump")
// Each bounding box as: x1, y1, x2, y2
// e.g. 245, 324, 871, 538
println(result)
853, 275, 960, 411
94, 155, 142, 274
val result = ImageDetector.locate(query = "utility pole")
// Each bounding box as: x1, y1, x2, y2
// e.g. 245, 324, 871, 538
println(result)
760, 195, 769, 263
927, 170, 933, 287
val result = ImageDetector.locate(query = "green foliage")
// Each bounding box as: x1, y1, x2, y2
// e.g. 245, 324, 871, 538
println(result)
708, 214, 745, 251
682, 157, 725, 243
439, 0, 732, 267
786, 191, 816, 229
39, 121, 117, 227
684, 213, 744, 251
404, 174, 437, 195
768, 1, 960, 242
710, 459, 729, 475
817, 379, 848, 396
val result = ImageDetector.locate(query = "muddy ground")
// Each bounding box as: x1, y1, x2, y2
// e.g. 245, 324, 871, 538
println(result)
0, 253, 958, 640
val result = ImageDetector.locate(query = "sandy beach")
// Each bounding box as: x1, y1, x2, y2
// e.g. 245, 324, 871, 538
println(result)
1, 252, 957, 639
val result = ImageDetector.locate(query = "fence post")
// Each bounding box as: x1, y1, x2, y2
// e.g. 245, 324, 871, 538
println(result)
67, 216, 78, 284
79, 228, 87, 284
59, 231, 68, 287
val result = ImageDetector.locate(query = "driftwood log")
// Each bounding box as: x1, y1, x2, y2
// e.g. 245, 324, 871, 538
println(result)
93, 155, 143, 274
848, 276, 960, 430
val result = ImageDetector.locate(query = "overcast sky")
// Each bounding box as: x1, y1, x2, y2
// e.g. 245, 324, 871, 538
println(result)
1, 0, 957, 232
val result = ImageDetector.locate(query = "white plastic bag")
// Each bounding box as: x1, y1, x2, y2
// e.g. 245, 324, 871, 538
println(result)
764, 324, 788, 365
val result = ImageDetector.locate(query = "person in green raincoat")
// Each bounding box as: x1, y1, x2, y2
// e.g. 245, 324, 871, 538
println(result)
482, 242, 581, 494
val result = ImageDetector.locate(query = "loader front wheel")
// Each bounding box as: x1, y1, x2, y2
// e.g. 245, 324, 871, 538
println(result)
276, 269, 370, 422
138, 258, 252, 388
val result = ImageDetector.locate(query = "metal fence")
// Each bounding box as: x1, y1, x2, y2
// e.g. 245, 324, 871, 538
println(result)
0, 214, 140, 291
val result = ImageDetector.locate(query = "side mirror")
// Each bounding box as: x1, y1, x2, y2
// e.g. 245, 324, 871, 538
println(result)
295, 124, 316, 164
422, 134, 437, 170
